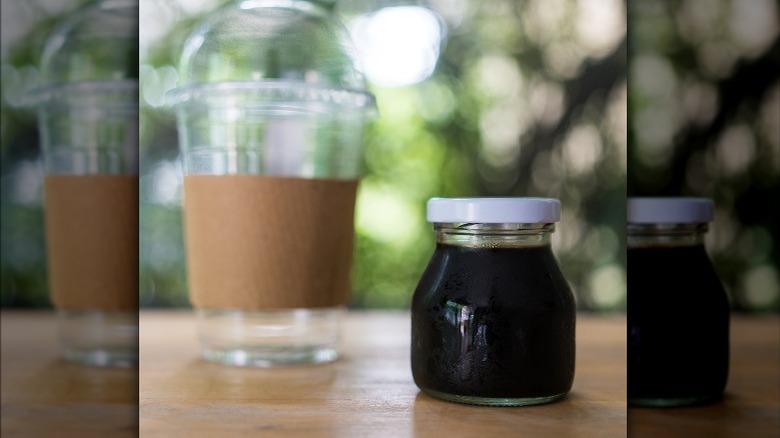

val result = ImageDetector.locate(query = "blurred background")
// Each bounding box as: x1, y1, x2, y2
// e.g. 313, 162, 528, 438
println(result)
8, 0, 775, 314
629, 0, 780, 313
7, 0, 626, 311
3, 0, 628, 312
136, 0, 627, 311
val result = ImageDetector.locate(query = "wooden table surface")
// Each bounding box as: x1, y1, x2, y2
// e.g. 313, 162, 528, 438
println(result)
139, 311, 627, 437
3, 311, 777, 437
629, 316, 780, 438
0, 311, 138, 437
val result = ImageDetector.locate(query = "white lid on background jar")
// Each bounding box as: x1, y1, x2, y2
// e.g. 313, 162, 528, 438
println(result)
627, 197, 714, 224
427, 197, 561, 223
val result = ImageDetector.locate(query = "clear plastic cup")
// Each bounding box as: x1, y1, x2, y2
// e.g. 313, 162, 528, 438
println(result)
29, 0, 139, 367
169, 0, 374, 366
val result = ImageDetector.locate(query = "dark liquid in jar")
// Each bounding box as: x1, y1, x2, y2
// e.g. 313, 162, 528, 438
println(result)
411, 244, 576, 400
628, 245, 729, 404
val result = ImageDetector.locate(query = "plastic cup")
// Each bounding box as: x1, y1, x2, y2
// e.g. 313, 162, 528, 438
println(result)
170, 0, 374, 367
30, 0, 139, 367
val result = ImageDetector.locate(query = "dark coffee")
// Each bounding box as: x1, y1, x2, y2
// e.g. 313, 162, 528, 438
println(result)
627, 244, 729, 405
411, 244, 576, 402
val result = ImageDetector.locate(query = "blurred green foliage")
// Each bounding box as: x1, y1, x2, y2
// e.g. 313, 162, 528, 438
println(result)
2, 0, 630, 311
136, 0, 628, 311
628, 0, 780, 313
3, 0, 776, 314
1, 0, 89, 308
4, 0, 631, 313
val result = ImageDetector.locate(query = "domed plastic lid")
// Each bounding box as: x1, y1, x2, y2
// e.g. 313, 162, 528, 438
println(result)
627, 198, 714, 224
28, 0, 138, 105
168, 0, 374, 111
427, 198, 561, 223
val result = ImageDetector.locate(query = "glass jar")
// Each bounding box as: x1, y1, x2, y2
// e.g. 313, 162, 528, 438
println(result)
627, 198, 729, 406
411, 198, 576, 406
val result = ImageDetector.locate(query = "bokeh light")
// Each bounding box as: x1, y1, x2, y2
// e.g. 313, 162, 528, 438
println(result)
629, 0, 780, 313
3, 0, 629, 313
350, 5, 446, 87
133, 0, 628, 311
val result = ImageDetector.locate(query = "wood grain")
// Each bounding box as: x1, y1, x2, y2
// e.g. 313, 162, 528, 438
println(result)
5, 311, 772, 437
0, 311, 138, 437
628, 315, 780, 438
139, 311, 627, 437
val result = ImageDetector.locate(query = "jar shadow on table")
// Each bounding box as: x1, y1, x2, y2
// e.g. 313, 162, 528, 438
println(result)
412, 390, 580, 407
411, 391, 592, 435
628, 393, 777, 437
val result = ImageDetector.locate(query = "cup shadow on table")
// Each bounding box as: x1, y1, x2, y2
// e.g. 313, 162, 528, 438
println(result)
162, 359, 339, 401
3, 359, 138, 436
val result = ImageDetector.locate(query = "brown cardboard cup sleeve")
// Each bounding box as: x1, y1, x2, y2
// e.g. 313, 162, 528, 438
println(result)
44, 175, 139, 310
183, 175, 358, 310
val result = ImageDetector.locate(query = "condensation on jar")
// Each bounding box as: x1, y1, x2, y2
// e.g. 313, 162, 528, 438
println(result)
627, 197, 730, 407
411, 197, 576, 407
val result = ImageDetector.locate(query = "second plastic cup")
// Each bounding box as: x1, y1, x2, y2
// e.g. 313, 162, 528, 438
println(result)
29, 0, 139, 367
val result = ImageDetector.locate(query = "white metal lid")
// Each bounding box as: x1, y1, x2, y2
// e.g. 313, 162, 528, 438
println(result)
627, 197, 714, 224
427, 197, 561, 223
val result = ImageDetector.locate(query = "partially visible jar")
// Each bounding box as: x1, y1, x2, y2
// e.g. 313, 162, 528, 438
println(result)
627, 198, 729, 407
412, 198, 576, 406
